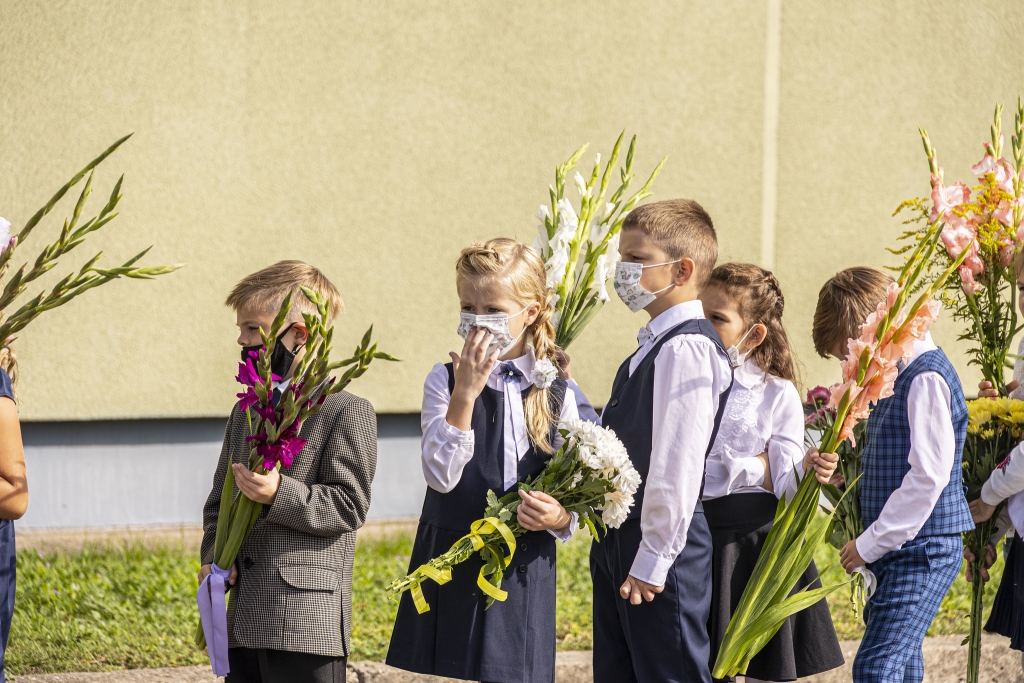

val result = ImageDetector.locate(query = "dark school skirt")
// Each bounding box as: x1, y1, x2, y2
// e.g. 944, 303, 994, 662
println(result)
704, 492, 844, 682
985, 531, 1024, 649
386, 521, 557, 683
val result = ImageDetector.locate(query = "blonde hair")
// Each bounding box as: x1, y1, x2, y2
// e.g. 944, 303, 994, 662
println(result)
455, 238, 559, 453
812, 266, 894, 358
621, 199, 718, 289
226, 260, 344, 325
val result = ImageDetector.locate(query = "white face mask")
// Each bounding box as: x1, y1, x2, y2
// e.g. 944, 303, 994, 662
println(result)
457, 308, 527, 358
613, 260, 680, 313
727, 325, 757, 368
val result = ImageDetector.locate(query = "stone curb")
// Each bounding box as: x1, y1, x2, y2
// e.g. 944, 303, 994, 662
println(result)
10, 636, 1024, 682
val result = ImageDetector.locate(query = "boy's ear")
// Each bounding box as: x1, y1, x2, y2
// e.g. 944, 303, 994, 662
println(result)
673, 258, 696, 286
293, 323, 309, 345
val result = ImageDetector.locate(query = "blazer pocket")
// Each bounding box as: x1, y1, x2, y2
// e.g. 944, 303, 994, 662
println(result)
278, 565, 339, 592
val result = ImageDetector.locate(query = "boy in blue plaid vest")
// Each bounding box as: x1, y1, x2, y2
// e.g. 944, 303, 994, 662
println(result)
812, 267, 973, 683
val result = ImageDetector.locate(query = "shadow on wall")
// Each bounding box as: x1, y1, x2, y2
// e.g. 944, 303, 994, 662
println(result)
18, 414, 425, 528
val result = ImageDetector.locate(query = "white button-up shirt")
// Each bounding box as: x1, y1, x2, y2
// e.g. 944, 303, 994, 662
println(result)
570, 301, 733, 585
702, 359, 804, 501
420, 349, 579, 541
855, 333, 955, 564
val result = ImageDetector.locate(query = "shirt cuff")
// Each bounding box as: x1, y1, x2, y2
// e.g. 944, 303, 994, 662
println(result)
855, 528, 885, 564
547, 512, 577, 543
628, 545, 674, 586
439, 419, 474, 444
982, 478, 1006, 506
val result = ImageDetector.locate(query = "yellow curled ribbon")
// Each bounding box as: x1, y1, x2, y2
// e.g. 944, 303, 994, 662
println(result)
469, 517, 517, 603
406, 516, 517, 614
408, 565, 452, 614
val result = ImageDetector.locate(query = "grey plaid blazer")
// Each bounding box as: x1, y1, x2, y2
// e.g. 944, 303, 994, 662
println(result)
201, 391, 377, 657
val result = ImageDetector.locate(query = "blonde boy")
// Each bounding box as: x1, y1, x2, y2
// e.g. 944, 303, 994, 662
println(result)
199, 260, 377, 683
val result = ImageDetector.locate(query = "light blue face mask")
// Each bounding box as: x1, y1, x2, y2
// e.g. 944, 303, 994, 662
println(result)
613, 260, 680, 313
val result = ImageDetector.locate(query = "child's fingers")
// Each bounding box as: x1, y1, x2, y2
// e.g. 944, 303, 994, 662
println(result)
449, 352, 461, 370
528, 490, 558, 505
619, 579, 632, 600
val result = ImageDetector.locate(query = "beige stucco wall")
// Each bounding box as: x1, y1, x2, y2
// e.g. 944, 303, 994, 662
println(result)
0, 1, 1020, 421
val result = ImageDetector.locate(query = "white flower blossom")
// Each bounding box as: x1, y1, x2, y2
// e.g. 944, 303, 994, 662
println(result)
537, 204, 552, 223
531, 358, 558, 389
591, 252, 611, 302
601, 490, 633, 528
574, 172, 591, 198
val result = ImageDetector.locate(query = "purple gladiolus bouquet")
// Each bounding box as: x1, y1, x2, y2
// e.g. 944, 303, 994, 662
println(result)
196, 287, 397, 669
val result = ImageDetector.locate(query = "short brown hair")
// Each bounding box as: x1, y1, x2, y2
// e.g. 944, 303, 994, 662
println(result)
622, 199, 718, 289
226, 260, 344, 324
812, 266, 894, 358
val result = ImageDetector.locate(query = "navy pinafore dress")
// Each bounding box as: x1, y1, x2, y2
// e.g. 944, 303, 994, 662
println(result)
0, 368, 16, 683
387, 364, 566, 683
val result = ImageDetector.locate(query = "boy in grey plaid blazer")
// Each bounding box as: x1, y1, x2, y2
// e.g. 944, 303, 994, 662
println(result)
200, 261, 377, 683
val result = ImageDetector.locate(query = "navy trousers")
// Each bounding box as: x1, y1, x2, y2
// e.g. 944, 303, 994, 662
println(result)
0, 520, 14, 683
590, 514, 713, 683
853, 535, 962, 683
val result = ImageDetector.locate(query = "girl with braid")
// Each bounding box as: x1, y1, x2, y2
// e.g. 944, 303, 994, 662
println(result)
698, 263, 844, 682
387, 238, 580, 683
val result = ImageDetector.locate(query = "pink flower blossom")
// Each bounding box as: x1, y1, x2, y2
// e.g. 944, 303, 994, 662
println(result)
236, 387, 259, 412
840, 338, 876, 383
236, 359, 261, 388
972, 153, 996, 177
960, 265, 981, 295
890, 299, 940, 357
930, 175, 971, 223
806, 386, 831, 404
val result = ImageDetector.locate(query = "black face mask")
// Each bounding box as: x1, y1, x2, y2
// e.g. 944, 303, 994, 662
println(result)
241, 324, 298, 379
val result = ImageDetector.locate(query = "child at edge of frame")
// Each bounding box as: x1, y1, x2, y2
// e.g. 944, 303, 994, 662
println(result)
563, 199, 838, 683
385, 238, 581, 683
812, 265, 973, 683
199, 260, 378, 683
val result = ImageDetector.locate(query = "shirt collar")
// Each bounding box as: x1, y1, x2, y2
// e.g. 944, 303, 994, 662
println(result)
899, 331, 937, 375
639, 300, 706, 343
733, 358, 769, 388
491, 347, 541, 387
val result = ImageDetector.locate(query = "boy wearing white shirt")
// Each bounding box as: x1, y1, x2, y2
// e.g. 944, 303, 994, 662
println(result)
812, 267, 973, 683
585, 200, 731, 683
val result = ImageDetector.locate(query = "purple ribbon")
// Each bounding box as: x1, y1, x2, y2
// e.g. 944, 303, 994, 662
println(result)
197, 563, 233, 676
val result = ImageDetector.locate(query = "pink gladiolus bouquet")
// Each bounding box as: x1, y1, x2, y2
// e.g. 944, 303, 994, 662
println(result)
892, 101, 1024, 683
196, 288, 397, 656
713, 210, 968, 679
894, 101, 1024, 393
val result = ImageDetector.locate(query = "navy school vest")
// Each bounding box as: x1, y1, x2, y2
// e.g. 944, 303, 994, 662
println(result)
418, 363, 567, 532
600, 318, 733, 520
860, 348, 973, 536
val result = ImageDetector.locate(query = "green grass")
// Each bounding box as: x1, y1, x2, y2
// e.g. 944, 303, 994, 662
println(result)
7, 532, 1005, 675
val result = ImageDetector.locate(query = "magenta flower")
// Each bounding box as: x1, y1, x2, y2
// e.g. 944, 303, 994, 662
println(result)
805, 386, 830, 404
236, 387, 259, 412
236, 359, 261, 388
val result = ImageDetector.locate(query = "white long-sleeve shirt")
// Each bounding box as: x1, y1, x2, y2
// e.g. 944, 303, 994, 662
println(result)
587, 301, 732, 585
420, 349, 579, 541
855, 333, 955, 564
981, 441, 1024, 537
702, 359, 803, 501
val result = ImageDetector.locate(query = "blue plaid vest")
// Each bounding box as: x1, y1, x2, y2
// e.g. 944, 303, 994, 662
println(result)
860, 348, 973, 536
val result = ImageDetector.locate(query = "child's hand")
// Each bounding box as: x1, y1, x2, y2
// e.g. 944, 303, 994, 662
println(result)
803, 447, 839, 484
198, 563, 237, 589
233, 463, 281, 505
965, 543, 996, 583
754, 452, 773, 493
840, 540, 866, 573
620, 575, 664, 605
516, 490, 572, 532
553, 349, 572, 381
979, 380, 1019, 398
970, 498, 997, 523
446, 329, 499, 432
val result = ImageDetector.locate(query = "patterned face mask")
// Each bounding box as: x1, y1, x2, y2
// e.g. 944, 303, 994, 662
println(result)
613, 261, 680, 313
457, 308, 527, 357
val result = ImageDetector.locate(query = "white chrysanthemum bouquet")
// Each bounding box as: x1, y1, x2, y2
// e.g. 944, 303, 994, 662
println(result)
386, 419, 640, 613
533, 132, 666, 348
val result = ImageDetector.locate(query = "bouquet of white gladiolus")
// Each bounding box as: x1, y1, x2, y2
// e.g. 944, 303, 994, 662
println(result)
533, 133, 667, 348
386, 419, 640, 613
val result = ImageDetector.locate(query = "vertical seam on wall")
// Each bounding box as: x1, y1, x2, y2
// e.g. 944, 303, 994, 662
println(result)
760, 0, 782, 271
